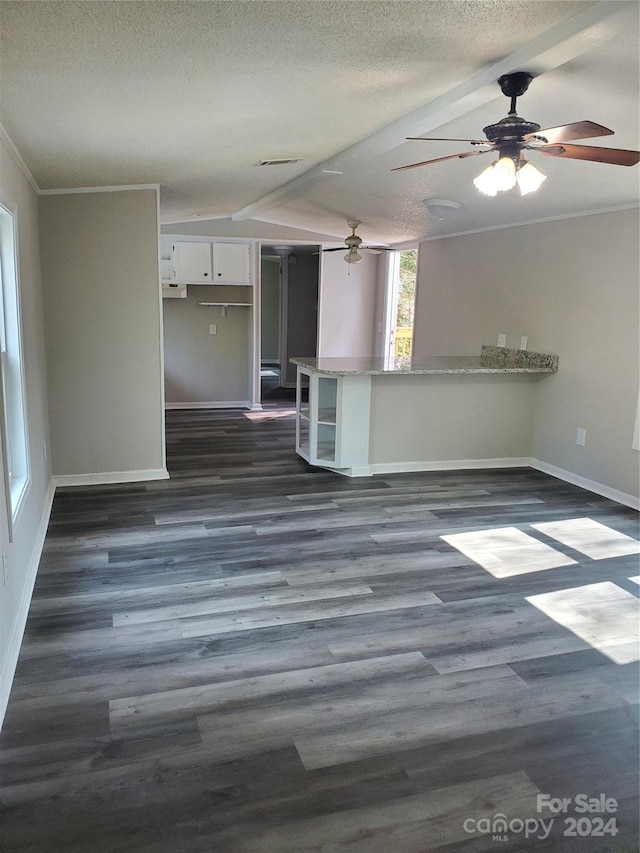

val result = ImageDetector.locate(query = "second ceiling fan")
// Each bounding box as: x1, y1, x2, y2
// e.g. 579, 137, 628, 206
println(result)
320, 219, 394, 264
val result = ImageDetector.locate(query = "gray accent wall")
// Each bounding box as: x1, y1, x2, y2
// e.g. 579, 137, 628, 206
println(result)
39, 189, 165, 478
163, 284, 252, 405
260, 258, 280, 364
413, 208, 640, 500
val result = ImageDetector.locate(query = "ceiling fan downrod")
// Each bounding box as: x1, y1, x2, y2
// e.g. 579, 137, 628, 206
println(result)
498, 71, 534, 116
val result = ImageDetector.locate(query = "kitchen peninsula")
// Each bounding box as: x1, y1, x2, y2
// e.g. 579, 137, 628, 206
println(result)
292, 346, 558, 476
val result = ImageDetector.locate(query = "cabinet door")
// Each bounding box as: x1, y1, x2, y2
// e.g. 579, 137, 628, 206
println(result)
213, 242, 251, 284
172, 241, 212, 283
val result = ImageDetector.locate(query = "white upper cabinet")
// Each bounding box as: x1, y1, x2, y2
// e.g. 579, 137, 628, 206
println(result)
168, 240, 252, 285
212, 242, 251, 284
171, 241, 212, 283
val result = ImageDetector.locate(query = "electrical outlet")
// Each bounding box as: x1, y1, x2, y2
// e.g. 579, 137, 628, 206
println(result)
209, 324, 217, 336
497, 333, 507, 348
520, 336, 528, 351
576, 428, 586, 446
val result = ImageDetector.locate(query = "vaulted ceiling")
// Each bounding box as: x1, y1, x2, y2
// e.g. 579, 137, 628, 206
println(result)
0, 1, 638, 245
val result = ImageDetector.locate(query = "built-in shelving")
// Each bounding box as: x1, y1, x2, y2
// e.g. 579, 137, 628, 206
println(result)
294, 366, 371, 472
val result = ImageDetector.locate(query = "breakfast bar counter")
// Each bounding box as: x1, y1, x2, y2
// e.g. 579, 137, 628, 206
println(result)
291, 347, 558, 476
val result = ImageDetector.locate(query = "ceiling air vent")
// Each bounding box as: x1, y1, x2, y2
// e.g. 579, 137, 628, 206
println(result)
257, 158, 304, 166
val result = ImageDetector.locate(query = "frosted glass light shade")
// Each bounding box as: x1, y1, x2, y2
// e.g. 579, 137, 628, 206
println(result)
344, 250, 364, 264
517, 161, 547, 195
473, 164, 499, 196
473, 157, 517, 196
492, 156, 517, 190
474, 156, 546, 197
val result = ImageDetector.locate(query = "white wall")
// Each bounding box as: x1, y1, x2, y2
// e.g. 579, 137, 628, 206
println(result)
39, 189, 166, 482
413, 208, 640, 502
0, 136, 53, 727
318, 251, 379, 357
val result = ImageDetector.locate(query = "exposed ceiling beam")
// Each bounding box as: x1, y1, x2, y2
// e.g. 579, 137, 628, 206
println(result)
232, 1, 634, 222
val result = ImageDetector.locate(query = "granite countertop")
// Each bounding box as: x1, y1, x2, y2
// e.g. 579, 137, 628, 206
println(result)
291, 346, 559, 376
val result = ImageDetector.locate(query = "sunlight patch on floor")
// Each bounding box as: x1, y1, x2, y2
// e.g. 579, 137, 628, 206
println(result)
243, 409, 295, 421
531, 517, 640, 560
441, 527, 577, 578
527, 581, 640, 665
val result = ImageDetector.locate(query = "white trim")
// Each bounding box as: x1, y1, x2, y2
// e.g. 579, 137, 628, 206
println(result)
0, 121, 40, 196
366, 457, 532, 477
39, 184, 160, 196
52, 468, 169, 487
165, 401, 252, 410
160, 213, 227, 225
320, 455, 640, 508
155, 188, 167, 473
0, 480, 54, 730
530, 458, 640, 511
163, 233, 259, 246
421, 204, 640, 242
632, 393, 640, 452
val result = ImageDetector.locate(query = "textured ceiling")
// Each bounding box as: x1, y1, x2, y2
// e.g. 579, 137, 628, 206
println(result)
0, 1, 638, 243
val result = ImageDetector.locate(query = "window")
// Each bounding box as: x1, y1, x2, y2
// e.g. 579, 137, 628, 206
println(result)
0, 200, 29, 537
382, 249, 417, 362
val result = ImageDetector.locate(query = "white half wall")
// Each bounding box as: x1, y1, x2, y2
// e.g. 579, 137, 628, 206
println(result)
413, 208, 640, 500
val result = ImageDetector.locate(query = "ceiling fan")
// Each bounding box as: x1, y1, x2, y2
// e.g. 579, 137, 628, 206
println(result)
392, 72, 640, 196
320, 219, 394, 264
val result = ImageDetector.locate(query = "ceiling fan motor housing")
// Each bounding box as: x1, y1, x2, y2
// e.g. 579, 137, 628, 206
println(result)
483, 115, 541, 144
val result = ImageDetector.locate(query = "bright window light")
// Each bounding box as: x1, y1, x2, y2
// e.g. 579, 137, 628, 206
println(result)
441, 527, 576, 578
527, 582, 639, 665
532, 518, 640, 560
0, 200, 30, 537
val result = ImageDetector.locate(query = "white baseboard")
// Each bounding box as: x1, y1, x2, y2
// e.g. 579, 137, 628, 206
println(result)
165, 401, 252, 410
367, 457, 532, 477
530, 458, 640, 511
53, 468, 169, 487
0, 479, 55, 730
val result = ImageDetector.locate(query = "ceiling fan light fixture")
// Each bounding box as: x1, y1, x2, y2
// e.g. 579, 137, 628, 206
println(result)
343, 249, 364, 264
492, 155, 517, 191
516, 160, 547, 195
473, 162, 499, 196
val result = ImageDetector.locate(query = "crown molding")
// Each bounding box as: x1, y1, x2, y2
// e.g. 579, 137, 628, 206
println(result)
0, 121, 41, 196
39, 184, 160, 195
421, 203, 640, 242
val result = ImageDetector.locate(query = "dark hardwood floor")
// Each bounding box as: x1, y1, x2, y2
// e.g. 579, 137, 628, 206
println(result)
1, 406, 638, 852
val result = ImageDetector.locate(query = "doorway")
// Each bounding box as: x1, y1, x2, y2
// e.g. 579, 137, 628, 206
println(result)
260, 246, 319, 402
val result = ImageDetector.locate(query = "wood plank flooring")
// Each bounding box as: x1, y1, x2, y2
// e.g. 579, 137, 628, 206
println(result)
1, 405, 639, 852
